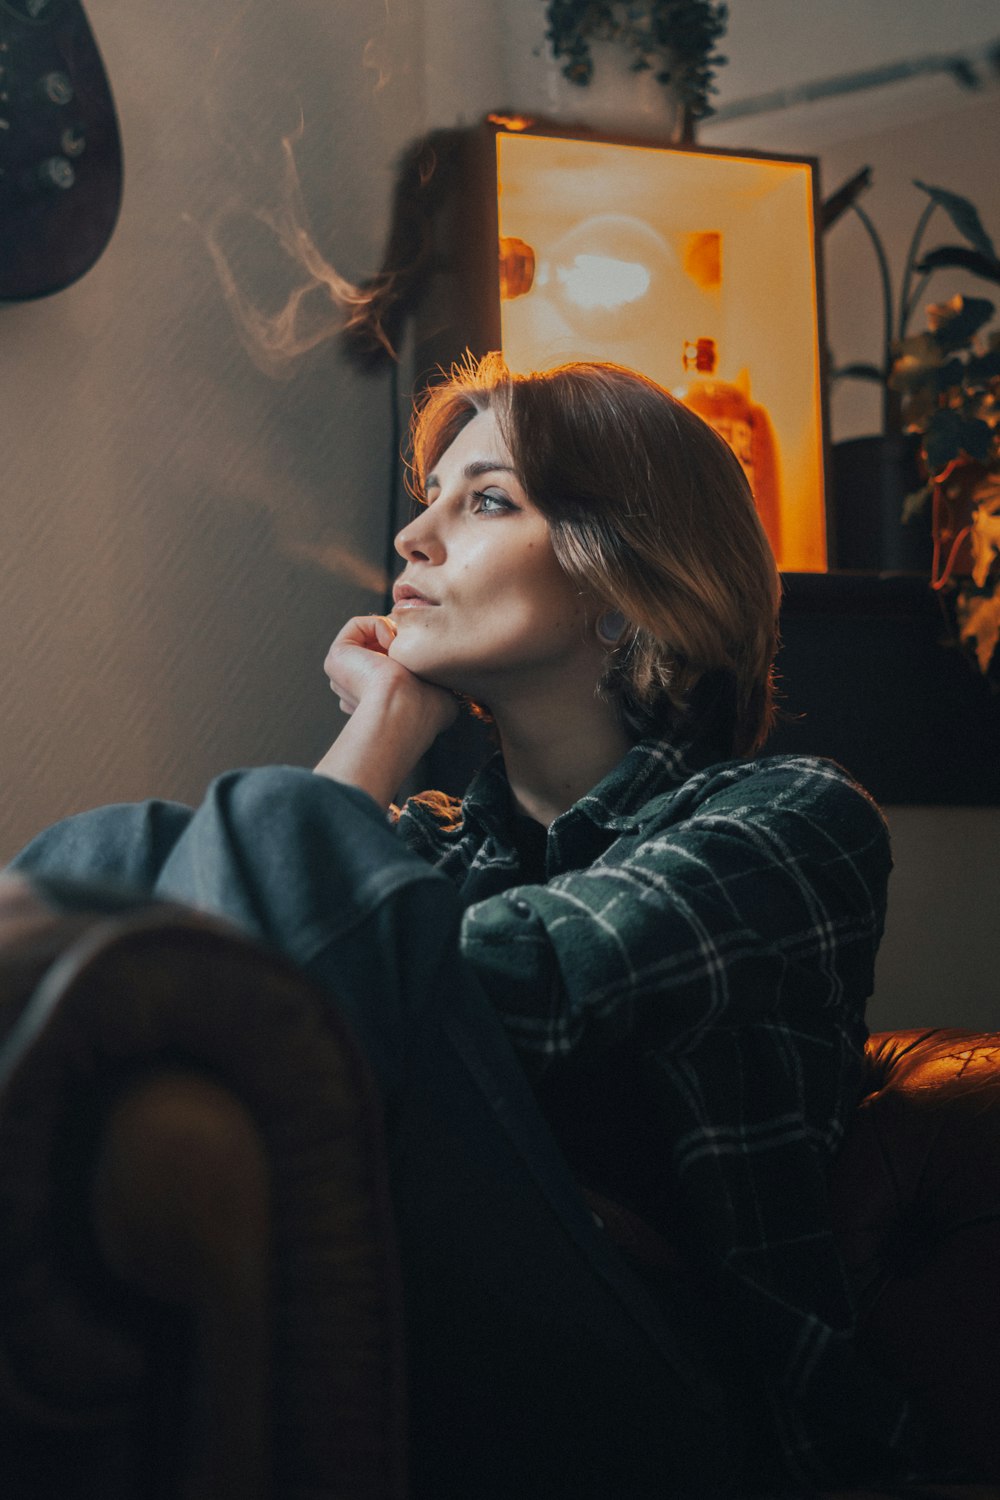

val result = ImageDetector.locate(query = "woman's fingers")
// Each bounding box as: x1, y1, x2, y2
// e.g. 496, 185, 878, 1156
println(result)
324, 612, 453, 734
324, 615, 405, 715
373, 614, 398, 651
333, 614, 395, 654
324, 615, 397, 684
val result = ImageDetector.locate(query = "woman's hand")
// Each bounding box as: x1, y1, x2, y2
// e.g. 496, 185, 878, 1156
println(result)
323, 615, 457, 728
323, 614, 400, 717
314, 615, 459, 806
321, 614, 396, 713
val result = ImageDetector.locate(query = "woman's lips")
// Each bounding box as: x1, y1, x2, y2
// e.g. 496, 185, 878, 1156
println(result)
392, 584, 438, 610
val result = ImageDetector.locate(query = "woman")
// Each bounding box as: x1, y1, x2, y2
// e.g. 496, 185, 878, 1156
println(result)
5, 355, 916, 1496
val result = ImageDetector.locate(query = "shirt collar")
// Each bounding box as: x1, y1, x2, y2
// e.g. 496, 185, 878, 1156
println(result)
459, 671, 737, 844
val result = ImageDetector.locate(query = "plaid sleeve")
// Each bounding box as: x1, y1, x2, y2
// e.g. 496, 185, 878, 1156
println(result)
459, 757, 891, 1063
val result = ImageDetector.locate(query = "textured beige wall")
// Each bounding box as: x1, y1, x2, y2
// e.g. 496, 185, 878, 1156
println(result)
1, 0, 427, 860
871, 805, 1000, 1033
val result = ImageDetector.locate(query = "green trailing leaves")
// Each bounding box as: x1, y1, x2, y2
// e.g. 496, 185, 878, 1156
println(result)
922, 408, 994, 476
543, 0, 728, 116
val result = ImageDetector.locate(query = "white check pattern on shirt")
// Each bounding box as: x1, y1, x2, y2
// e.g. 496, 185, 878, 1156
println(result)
393, 726, 913, 1485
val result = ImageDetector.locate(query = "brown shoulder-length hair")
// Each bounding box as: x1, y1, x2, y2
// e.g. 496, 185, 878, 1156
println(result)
407, 351, 782, 757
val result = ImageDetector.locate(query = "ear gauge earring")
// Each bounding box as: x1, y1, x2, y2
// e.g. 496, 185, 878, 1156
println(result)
596, 610, 628, 645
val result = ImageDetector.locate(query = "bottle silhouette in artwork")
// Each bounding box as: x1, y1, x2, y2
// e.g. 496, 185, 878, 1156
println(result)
673, 338, 782, 561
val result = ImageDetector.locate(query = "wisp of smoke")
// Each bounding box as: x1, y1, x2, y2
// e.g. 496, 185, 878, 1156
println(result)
194, 117, 397, 379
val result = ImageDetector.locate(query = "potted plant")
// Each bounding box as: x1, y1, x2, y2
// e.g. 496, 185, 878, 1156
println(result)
542, 0, 729, 140
891, 281, 1000, 673
889, 186, 1000, 672
829, 182, 1000, 660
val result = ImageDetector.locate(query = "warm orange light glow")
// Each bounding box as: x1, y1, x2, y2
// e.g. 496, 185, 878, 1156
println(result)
499, 236, 536, 300
533, 213, 679, 344
683, 232, 722, 292
561, 250, 650, 309
494, 131, 828, 572
487, 113, 535, 132
676, 338, 783, 558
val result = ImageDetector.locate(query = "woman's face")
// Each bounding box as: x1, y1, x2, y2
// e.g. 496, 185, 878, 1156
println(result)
389, 409, 603, 704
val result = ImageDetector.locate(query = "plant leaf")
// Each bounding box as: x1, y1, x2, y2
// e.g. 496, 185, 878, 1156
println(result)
902, 483, 934, 524
914, 180, 999, 262
889, 337, 944, 392
973, 472, 1000, 513
929, 295, 996, 350
893, 330, 944, 362
915, 246, 1000, 283
967, 349, 1000, 381
901, 387, 937, 431
933, 356, 967, 391
958, 585, 1000, 673
831, 362, 884, 383
923, 408, 964, 474
958, 416, 995, 464
970, 507, 1000, 587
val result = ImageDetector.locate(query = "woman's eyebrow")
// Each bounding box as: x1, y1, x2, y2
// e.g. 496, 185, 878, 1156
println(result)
424, 460, 516, 491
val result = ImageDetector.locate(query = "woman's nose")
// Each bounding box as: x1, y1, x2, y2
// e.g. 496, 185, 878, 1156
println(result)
394, 508, 444, 564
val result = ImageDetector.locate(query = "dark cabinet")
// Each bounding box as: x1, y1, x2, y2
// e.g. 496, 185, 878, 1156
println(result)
772, 573, 1000, 805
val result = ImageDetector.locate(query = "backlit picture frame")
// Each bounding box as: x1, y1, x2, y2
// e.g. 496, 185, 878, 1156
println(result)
490, 122, 830, 573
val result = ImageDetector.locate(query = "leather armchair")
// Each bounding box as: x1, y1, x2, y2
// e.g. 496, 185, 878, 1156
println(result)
830, 1029, 1000, 1490
0, 878, 997, 1499
0, 880, 407, 1500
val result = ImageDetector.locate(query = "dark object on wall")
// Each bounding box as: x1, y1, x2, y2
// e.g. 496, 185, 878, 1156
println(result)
831, 433, 932, 573
0, 0, 122, 300
1, 889, 1000, 1495
772, 571, 1000, 805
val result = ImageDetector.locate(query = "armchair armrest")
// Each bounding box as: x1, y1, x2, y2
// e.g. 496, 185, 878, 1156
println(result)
0, 880, 407, 1500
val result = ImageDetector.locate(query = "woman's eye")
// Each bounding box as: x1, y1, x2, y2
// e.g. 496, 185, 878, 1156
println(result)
471, 489, 515, 514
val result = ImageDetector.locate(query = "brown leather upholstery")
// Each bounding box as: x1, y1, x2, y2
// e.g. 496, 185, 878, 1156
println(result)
588, 1029, 1000, 1495
0, 882, 407, 1500
0, 880, 997, 1497
830, 1030, 1000, 1485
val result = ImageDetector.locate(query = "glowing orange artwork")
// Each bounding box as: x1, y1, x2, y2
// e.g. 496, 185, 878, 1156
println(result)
494, 131, 828, 573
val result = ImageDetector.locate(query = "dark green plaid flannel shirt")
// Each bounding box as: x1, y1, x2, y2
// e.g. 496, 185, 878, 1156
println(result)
394, 698, 918, 1487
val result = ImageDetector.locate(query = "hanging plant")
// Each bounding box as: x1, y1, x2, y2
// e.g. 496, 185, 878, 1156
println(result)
543, 1, 729, 123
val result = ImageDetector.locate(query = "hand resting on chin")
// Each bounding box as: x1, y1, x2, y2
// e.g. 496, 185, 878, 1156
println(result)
313, 614, 459, 809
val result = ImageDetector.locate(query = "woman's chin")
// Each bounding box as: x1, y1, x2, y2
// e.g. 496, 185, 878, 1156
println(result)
388, 636, 459, 690
386, 634, 427, 671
